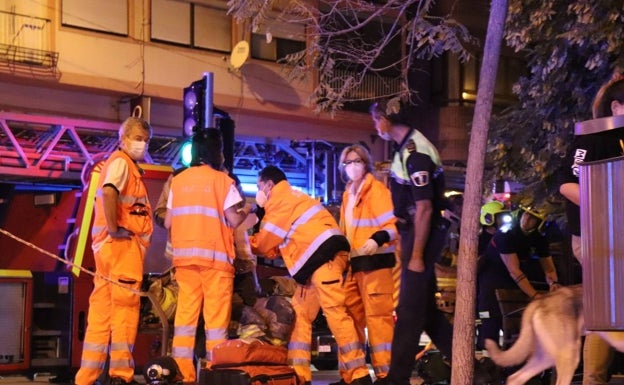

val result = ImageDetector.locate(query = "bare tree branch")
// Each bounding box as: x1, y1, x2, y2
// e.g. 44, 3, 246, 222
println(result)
227, 0, 477, 113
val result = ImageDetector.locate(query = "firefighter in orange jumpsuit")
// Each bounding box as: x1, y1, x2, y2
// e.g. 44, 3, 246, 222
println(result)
75, 116, 153, 385
337, 144, 398, 383
249, 165, 372, 385
164, 128, 251, 383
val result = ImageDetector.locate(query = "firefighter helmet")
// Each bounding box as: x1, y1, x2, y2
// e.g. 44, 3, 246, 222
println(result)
518, 205, 547, 233
480, 201, 508, 226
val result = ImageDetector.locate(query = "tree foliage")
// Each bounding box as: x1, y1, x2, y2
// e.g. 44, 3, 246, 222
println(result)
227, 0, 477, 113
487, 0, 624, 212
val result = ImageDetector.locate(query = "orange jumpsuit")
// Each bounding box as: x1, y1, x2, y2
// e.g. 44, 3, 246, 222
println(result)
340, 173, 398, 379
168, 165, 239, 382
250, 180, 370, 384
75, 150, 152, 385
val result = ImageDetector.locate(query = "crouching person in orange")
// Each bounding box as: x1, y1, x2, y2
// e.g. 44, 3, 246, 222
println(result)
164, 128, 251, 383
249, 165, 372, 385
337, 144, 398, 384
74, 116, 153, 385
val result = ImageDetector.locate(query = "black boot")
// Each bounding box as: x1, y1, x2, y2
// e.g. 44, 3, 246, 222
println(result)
349, 375, 373, 385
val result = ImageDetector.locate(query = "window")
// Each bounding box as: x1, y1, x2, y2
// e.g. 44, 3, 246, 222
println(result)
460, 54, 525, 105
322, 17, 402, 112
151, 0, 231, 53
61, 0, 128, 36
250, 22, 305, 62
194, 6, 231, 52
151, 0, 190, 45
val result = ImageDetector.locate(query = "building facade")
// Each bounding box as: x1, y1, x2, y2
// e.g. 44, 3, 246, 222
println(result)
0, 0, 521, 195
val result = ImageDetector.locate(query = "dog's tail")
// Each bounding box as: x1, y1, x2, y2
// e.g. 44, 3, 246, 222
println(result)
485, 301, 536, 367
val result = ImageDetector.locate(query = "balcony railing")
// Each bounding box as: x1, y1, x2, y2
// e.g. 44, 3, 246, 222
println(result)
329, 68, 402, 111
0, 10, 58, 75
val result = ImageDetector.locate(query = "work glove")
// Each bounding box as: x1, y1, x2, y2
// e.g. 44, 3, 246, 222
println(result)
360, 238, 378, 255
108, 226, 134, 239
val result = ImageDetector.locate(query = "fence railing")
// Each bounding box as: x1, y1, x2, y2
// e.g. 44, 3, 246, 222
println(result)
0, 10, 57, 69
329, 68, 402, 102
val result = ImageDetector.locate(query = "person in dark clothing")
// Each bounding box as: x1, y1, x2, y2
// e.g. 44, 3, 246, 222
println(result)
370, 97, 452, 385
476, 206, 560, 349
559, 75, 624, 385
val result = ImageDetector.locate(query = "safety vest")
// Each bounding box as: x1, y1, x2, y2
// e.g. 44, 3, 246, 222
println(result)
340, 173, 398, 255
389, 128, 446, 223
91, 150, 153, 253
169, 165, 236, 272
390, 128, 442, 185
251, 180, 342, 277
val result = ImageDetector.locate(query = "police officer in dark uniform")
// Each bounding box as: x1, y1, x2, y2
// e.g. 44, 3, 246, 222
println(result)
370, 97, 452, 385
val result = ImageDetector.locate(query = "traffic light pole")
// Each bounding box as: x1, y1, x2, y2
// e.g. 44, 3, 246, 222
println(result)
204, 71, 214, 129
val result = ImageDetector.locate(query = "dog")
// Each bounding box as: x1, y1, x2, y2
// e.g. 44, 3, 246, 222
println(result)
485, 285, 624, 385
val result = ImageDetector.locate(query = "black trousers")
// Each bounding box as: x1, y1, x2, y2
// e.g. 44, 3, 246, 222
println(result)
387, 228, 453, 385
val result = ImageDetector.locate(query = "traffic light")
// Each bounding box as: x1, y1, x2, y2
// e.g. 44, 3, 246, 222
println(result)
215, 111, 235, 171
178, 107, 233, 169
182, 73, 214, 137
179, 140, 193, 167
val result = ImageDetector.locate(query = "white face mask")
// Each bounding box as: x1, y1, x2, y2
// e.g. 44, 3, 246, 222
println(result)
127, 140, 147, 160
255, 189, 268, 208
345, 162, 366, 182
374, 116, 393, 141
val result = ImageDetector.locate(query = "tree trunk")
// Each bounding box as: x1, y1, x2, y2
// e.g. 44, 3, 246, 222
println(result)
450, 1, 508, 384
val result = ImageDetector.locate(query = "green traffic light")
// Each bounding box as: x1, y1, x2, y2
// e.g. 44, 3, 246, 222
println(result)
180, 140, 193, 167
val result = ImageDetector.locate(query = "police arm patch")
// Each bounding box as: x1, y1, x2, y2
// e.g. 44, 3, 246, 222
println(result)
410, 171, 430, 187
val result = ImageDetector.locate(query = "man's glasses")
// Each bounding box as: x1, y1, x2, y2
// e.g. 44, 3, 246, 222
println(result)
342, 159, 364, 167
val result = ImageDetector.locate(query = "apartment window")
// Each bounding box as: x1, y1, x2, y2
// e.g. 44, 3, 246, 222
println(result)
151, 0, 231, 53
461, 54, 524, 105
324, 17, 402, 112
151, 0, 190, 45
194, 6, 231, 52
250, 23, 305, 62
61, 0, 128, 36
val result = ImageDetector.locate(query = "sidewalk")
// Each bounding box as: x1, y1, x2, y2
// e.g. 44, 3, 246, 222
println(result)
2, 370, 624, 384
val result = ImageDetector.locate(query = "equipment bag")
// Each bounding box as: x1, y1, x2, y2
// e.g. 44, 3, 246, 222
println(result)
199, 366, 300, 385
211, 338, 288, 366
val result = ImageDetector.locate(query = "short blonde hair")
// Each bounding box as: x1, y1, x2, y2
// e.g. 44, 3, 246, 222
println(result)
339, 144, 373, 174
118, 116, 152, 140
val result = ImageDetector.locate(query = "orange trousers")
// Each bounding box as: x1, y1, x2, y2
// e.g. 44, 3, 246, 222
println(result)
288, 251, 369, 383
74, 237, 144, 385
343, 267, 395, 378
172, 266, 234, 382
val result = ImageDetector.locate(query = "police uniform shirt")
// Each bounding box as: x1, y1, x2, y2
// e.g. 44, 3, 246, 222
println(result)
560, 126, 624, 235
480, 226, 549, 287
389, 128, 445, 227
